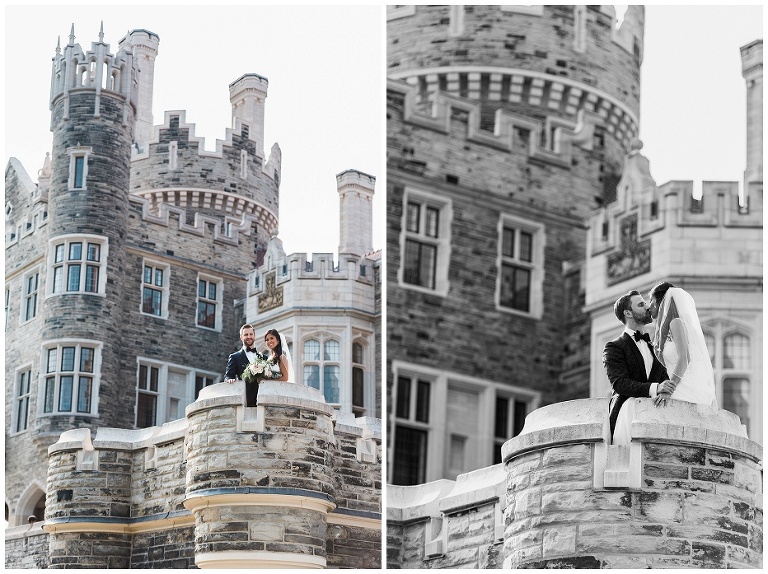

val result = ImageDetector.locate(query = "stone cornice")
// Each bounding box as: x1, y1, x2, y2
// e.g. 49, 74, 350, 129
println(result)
389, 65, 638, 141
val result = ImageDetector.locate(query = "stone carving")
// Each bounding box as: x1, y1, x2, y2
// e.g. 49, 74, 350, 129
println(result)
606, 213, 650, 285
258, 271, 283, 312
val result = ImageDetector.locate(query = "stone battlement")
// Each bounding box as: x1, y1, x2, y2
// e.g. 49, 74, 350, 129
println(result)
585, 142, 763, 300
387, 398, 762, 569
128, 191, 275, 247
388, 79, 605, 169
132, 109, 281, 175
35, 381, 382, 569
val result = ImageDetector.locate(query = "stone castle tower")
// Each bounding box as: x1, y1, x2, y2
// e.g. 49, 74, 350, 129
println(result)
5, 23, 381, 564
387, 5, 644, 485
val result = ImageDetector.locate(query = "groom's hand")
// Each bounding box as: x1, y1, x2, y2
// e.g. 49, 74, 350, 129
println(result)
659, 380, 677, 395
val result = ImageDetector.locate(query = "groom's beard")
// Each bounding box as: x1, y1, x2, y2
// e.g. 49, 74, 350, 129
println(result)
632, 310, 653, 325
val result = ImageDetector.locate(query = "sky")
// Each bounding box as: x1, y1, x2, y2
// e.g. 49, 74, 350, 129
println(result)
3, 4, 385, 257
637, 4, 763, 196
3, 4, 764, 254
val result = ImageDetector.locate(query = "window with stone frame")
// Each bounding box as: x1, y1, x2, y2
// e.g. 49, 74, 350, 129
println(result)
13, 367, 33, 434
352, 342, 366, 417
137, 363, 160, 428
195, 374, 216, 400
493, 394, 529, 465
705, 327, 752, 433
196, 275, 222, 331
21, 268, 40, 323
303, 337, 341, 404
136, 360, 219, 428
400, 188, 451, 296
67, 146, 91, 190
497, 215, 544, 318
141, 260, 170, 318
42, 342, 99, 416
48, 235, 107, 296
391, 373, 432, 485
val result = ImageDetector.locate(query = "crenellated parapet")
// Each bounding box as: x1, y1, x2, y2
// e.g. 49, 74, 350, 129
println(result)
49, 23, 143, 121
586, 140, 763, 295
41, 381, 382, 569
388, 79, 605, 169
128, 194, 271, 246
387, 398, 763, 569
130, 110, 282, 219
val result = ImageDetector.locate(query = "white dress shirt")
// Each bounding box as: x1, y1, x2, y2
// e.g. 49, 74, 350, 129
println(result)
623, 327, 659, 398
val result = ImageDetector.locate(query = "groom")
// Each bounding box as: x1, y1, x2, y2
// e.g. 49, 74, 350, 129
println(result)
225, 323, 262, 407
603, 290, 675, 440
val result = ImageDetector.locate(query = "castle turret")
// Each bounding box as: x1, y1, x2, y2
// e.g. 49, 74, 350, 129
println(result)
337, 169, 376, 256
229, 73, 269, 157
741, 40, 762, 203
42, 24, 142, 435
119, 29, 160, 152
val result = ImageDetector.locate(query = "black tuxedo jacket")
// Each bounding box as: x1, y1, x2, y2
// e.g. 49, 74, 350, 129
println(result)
603, 332, 669, 437
226, 348, 264, 407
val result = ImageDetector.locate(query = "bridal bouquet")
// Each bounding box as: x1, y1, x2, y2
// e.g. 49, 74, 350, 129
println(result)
241, 353, 281, 384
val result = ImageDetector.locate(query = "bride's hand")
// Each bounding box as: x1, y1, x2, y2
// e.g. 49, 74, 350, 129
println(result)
654, 392, 672, 408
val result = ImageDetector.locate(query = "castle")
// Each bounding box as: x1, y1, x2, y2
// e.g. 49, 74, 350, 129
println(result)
386, 4, 761, 569
386, 4, 761, 482
4, 24, 381, 567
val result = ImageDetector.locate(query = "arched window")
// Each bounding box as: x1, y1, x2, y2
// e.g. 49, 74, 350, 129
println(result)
303, 337, 340, 404
14, 482, 46, 527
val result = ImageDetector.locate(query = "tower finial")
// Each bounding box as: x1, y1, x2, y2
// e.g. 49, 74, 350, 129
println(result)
55, 36, 61, 55
68, 24, 75, 46
98, 21, 104, 43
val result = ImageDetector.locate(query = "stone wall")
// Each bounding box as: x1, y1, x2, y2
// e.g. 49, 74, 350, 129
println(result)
387, 398, 762, 569
30, 381, 381, 569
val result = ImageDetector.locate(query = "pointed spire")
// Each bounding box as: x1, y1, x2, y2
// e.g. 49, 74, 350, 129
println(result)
55, 36, 61, 55
68, 24, 75, 46
98, 21, 104, 43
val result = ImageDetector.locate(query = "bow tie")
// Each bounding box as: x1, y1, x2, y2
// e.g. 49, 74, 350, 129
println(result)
633, 331, 651, 343
245, 347, 258, 353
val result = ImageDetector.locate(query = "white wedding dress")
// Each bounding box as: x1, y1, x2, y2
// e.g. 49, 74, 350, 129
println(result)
613, 288, 716, 446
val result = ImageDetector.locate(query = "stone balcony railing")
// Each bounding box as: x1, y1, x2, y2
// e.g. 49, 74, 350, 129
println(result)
40, 381, 382, 569
387, 398, 762, 569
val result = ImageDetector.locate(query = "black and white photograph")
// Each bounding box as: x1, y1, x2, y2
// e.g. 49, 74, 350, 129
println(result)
385, 4, 762, 570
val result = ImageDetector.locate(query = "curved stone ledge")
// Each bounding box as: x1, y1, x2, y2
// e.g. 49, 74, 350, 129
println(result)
188, 380, 335, 418
502, 397, 760, 464
183, 487, 336, 514
194, 550, 325, 569
257, 381, 335, 416
502, 398, 609, 463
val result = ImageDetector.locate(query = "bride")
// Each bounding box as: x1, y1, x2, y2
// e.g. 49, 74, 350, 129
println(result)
264, 328, 295, 383
647, 282, 717, 408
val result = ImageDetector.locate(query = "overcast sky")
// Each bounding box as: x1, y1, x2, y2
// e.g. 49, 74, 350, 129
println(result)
3, 4, 764, 255
637, 4, 763, 195
3, 4, 384, 257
